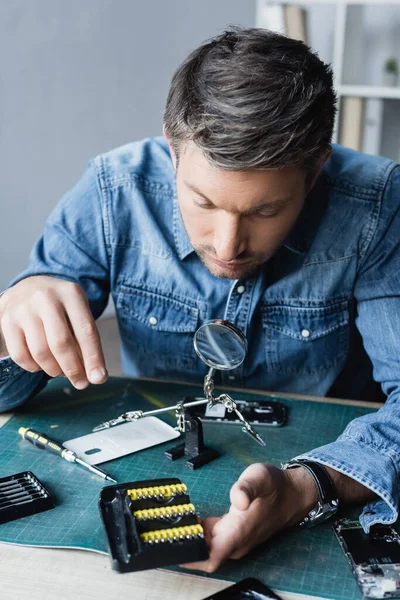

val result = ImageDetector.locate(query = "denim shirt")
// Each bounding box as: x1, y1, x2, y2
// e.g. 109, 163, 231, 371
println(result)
1, 137, 400, 531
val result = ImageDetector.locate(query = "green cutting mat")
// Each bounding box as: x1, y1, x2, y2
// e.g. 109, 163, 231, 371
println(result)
0, 377, 377, 599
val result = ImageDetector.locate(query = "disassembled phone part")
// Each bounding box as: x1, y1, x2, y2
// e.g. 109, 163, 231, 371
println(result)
65, 417, 179, 465
334, 518, 400, 598
201, 577, 283, 600
189, 396, 288, 427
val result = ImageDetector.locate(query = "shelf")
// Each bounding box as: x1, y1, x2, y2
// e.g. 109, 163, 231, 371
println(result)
338, 84, 400, 99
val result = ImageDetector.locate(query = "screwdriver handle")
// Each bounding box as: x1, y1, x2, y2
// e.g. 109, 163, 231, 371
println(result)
18, 426, 116, 482
18, 427, 72, 459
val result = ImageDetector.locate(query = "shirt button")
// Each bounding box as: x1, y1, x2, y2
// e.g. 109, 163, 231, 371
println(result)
237, 285, 245, 294
149, 316, 158, 326
301, 329, 310, 338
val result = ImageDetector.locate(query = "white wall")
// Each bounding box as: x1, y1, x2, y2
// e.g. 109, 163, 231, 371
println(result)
0, 0, 255, 293
2, 1, 399, 299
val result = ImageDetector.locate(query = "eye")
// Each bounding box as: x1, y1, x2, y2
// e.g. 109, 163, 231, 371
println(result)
251, 210, 279, 219
193, 198, 215, 210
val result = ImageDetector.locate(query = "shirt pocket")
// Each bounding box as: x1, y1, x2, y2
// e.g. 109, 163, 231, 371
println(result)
261, 300, 350, 374
116, 284, 200, 369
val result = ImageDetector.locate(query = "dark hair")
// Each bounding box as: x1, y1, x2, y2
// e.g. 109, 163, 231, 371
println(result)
164, 27, 337, 171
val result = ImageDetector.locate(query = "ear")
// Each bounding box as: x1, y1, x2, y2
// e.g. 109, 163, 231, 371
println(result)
163, 126, 177, 170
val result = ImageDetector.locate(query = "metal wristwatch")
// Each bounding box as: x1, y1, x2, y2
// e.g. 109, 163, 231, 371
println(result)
282, 459, 339, 527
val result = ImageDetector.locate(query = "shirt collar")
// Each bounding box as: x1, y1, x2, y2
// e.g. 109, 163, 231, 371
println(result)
173, 188, 195, 260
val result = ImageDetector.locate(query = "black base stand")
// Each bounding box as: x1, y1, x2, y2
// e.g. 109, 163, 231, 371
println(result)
165, 415, 219, 470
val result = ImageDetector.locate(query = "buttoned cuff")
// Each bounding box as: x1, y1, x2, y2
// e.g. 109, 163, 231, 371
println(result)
0, 358, 48, 411
294, 438, 399, 532
0, 356, 15, 373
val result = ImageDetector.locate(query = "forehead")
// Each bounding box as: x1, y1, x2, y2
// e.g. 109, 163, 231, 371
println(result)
177, 143, 306, 208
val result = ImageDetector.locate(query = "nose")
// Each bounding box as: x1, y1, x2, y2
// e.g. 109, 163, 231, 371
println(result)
213, 213, 247, 262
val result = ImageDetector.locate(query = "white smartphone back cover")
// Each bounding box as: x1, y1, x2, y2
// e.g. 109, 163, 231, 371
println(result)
64, 417, 180, 464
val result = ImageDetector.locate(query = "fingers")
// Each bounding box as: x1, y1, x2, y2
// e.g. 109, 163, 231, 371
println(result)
1, 318, 41, 373
181, 515, 241, 573
183, 465, 284, 573
65, 290, 107, 385
181, 517, 220, 570
231, 463, 271, 509
23, 319, 63, 378
202, 516, 220, 547
230, 482, 252, 511
0, 278, 107, 390
41, 308, 89, 387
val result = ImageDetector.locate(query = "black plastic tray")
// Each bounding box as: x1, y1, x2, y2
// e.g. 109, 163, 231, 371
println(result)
0, 471, 55, 524
99, 477, 208, 573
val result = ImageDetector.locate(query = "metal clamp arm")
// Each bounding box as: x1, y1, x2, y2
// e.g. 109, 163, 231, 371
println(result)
217, 393, 266, 446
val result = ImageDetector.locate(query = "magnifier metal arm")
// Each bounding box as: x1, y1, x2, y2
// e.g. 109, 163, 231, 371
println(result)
201, 363, 265, 446
94, 393, 265, 445
203, 368, 216, 404
217, 394, 266, 446
93, 414, 129, 430
93, 397, 210, 432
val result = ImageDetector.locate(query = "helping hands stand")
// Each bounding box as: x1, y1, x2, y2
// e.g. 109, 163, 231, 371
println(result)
164, 401, 220, 470
165, 368, 219, 469
94, 367, 265, 469
164, 368, 264, 468
93, 320, 265, 469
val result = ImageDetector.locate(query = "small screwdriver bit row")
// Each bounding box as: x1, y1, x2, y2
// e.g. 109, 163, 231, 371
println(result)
140, 524, 204, 544
127, 483, 188, 501
133, 503, 196, 521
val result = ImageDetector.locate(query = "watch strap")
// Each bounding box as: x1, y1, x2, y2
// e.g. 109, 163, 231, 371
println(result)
283, 459, 339, 527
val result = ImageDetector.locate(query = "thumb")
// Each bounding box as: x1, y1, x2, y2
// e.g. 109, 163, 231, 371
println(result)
201, 516, 221, 544
230, 463, 273, 510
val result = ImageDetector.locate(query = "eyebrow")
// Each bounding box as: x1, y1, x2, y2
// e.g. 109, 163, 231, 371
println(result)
184, 181, 293, 215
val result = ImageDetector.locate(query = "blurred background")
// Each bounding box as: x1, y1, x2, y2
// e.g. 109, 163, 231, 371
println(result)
1, 0, 399, 301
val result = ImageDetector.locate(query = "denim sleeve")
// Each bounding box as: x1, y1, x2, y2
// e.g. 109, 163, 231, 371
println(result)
294, 164, 400, 532
0, 160, 110, 411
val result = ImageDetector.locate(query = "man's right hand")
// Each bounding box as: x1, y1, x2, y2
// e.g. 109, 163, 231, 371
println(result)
0, 276, 108, 389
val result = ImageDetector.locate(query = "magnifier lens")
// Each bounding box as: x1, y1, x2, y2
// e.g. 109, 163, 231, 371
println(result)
194, 320, 247, 370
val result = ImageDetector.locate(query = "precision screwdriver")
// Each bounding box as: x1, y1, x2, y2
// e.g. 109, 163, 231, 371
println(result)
18, 427, 117, 483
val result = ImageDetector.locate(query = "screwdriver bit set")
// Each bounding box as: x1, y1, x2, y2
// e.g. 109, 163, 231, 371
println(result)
99, 477, 208, 572
0, 471, 55, 524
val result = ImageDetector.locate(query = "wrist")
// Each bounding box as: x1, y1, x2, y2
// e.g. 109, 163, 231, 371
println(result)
282, 460, 378, 529
281, 466, 320, 527
324, 465, 377, 504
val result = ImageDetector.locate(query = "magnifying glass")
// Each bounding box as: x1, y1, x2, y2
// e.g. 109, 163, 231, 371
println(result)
193, 319, 247, 371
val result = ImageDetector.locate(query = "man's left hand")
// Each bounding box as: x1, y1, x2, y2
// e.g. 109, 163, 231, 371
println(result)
183, 462, 318, 573
183, 461, 376, 573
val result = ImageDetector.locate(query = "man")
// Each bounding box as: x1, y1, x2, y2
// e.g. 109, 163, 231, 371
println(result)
1, 28, 399, 573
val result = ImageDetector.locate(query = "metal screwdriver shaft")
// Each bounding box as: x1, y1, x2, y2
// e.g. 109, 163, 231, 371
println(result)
18, 427, 117, 483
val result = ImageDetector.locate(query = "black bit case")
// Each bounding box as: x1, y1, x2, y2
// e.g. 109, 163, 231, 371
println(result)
99, 477, 209, 572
